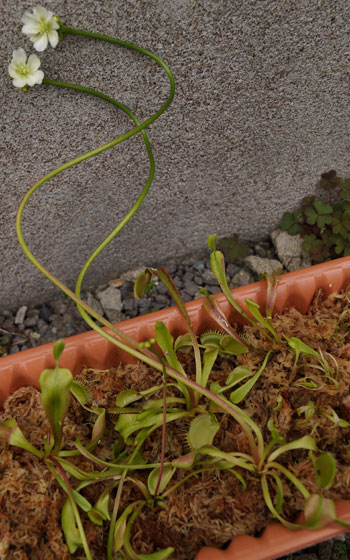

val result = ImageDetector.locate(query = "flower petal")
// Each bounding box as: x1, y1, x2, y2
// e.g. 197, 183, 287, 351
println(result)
12, 76, 27, 88
8, 64, 19, 78
21, 12, 38, 25
48, 29, 59, 48
33, 5, 54, 19
33, 34, 48, 52
22, 22, 40, 34
27, 69, 44, 86
27, 54, 41, 72
11, 48, 27, 65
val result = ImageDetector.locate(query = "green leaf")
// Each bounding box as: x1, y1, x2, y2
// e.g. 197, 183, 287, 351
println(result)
267, 435, 317, 463
172, 451, 197, 468
245, 299, 280, 342
188, 414, 220, 450
139, 548, 175, 560
313, 200, 333, 215
218, 235, 249, 262
273, 394, 283, 412
201, 332, 247, 357
261, 475, 302, 530
91, 407, 106, 444
271, 473, 284, 514
292, 379, 319, 389
304, 494, 337, 529
314, 453, 336, 489
281, 212, 303, 235
70, 381, 90, 405
134, 269, 152, 299
200, 331, 223, 350
91, 488, 111, 522
297, 401, 315, 422
155, 322, 186, 375
115, 410, 189, 445
115, 410, 158, 444
116, 389, 140, 408
114, 504, 134, 552
230, 351, 271, 404
0, 419, 43, 458
40, 364, 73, 452
317, 215, 332, 228
147, 466, 176, 495
40, 342, 73, 453
201, 348, 218, 388
226, 366, 253, 386
305, 206, 318, 225
61, 499, 83, 554
220, 335, 249, 356
208, 234, 218, 250
53, 340, 65, 362
202, 295, 248, 350
174, 333, 193, 352
71, 489, 92, 512
267, 419, 285, 446
288, 337, 320, 370
142, 396, 185, 410
302, 234, 318, 253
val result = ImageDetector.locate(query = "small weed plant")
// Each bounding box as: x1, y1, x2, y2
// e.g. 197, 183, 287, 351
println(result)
281, 170, 350, 262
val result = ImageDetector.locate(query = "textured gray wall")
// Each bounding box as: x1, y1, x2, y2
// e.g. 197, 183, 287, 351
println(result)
1, 0, 350, 308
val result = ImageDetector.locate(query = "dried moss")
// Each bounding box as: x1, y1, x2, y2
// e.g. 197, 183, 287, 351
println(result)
1, 289, 350, 559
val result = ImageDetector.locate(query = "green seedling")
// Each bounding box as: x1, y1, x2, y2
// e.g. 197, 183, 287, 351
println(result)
281, 171, 350, 260
304, 200, 333, 229
217, 234, 249, 262
39, 340, 73, 454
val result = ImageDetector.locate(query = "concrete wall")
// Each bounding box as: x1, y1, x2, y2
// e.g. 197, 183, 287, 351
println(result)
2, 0, 350, 308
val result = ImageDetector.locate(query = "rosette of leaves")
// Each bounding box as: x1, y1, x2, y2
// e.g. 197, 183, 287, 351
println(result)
281, 171, 350, 261
217, 234, 249, 263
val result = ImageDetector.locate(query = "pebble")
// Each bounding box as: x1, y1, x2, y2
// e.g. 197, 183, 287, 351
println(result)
86, 293, 104, 317
14, 306, 27, 325
231, 268, 255, 287
244, 255, 283, 276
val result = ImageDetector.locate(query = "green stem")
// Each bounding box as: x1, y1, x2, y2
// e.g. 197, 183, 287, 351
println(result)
47, 458, 93, 560
107, 474, 126, 560
16, 81, 157, 356
150, 267, 203, 400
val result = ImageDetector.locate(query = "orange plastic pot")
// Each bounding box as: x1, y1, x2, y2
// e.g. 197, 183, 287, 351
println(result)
1, 257, 350, 560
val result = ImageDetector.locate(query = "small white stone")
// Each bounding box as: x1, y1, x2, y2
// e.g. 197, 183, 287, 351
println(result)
244, 255, 283, 276
270, 229, 312, 272
14, 305, 27, 325
96, 286, 123, 323
86, 292, 104, 317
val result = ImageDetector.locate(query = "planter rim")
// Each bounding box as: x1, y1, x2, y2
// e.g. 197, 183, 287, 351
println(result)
2, 256, 350, 560
2, 256, 350, 369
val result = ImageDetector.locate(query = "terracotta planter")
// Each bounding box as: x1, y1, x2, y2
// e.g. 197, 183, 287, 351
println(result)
1, 257, 350, 560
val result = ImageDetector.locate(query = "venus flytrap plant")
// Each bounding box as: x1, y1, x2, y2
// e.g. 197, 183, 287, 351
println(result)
39, 340, 73, 454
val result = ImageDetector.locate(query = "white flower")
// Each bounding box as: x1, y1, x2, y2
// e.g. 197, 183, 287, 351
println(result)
21, 5, 60, 52
8, 48, 44, 88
